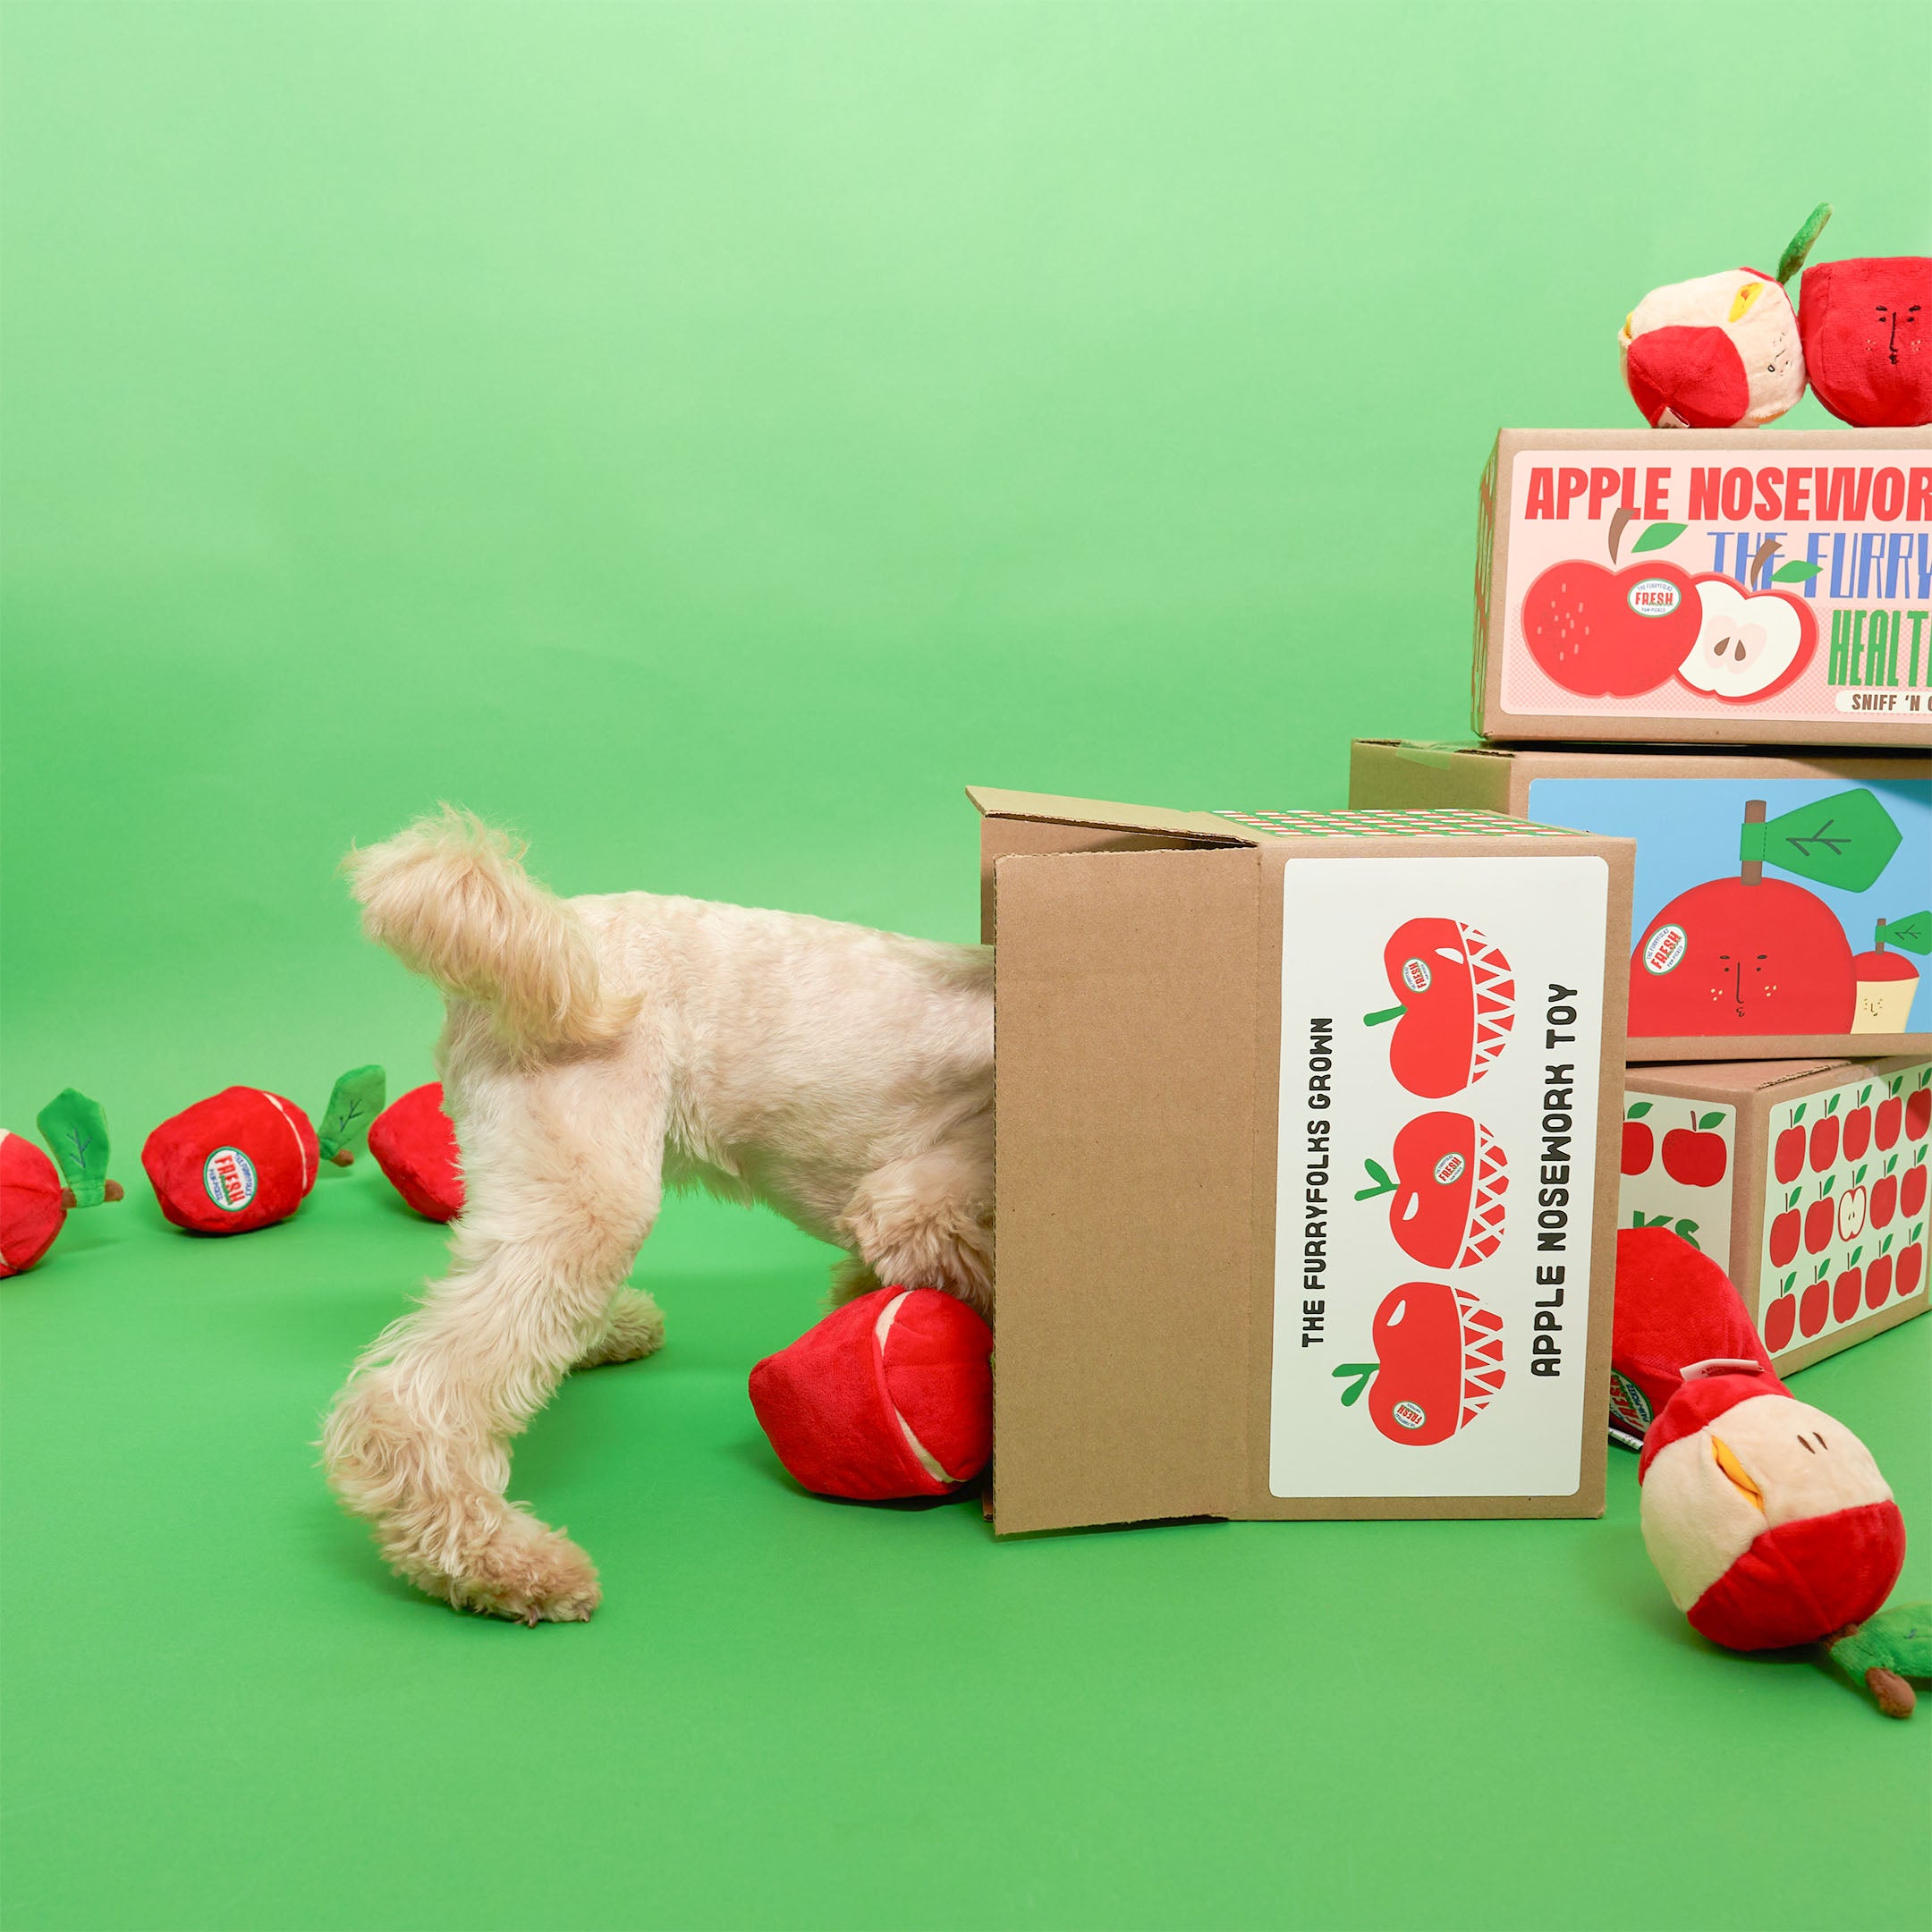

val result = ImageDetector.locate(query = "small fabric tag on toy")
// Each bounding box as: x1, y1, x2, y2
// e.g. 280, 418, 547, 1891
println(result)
1682, 1357, 1765, 1381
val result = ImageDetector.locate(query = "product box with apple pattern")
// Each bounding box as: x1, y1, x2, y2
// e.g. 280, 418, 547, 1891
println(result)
969, 788, 1633, 1532
1349, 740, 1931, 1063
1616, 1056, 1929, 1405
1472, 428, 1931, 748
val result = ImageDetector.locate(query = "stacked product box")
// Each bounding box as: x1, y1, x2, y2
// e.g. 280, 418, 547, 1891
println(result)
1351, 423, 1931, 1385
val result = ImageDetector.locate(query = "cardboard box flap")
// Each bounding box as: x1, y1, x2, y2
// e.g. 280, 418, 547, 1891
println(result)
967, 786, 1242, 844
1628, 1057, 1853, 1096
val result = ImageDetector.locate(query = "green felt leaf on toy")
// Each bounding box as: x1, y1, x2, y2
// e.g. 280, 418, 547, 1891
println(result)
1741, 788, 1901, 894
1775, 202, 1833, 286
318, 1064, 386, 1165
36, 1089, 122, 1209
1828, 1603, 1932, 1719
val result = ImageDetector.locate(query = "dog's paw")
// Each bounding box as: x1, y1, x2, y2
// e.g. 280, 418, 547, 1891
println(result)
444, 1516, 602, 1625
574, 1287, 665, 1369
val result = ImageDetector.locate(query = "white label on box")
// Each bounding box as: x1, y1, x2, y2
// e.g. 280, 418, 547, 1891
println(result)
1496, 445, 1929, 729
1269, 855, 1609, 1499
1617, 1090, 1736, 1277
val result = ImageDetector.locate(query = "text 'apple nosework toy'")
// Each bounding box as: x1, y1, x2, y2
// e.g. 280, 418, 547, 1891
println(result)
0, 1091, 122, 1277
141, 1066, 385, 1236
749, 1285, 993, 1501
1799, 253, 1932, 428
1619, 204, 1830, 428
1612, 1227, 1929, 1718
368, 1081, 464, 1221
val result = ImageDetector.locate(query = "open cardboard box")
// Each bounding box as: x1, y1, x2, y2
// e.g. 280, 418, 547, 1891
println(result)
971, 788, 1634, 1534
1350, 739, 1931, 1061
1617, 1055, 1929, 1398
1472, 428, 1931, 748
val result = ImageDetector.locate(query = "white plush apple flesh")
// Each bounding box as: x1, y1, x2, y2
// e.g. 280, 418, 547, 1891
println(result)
1678, 578, 1806, 699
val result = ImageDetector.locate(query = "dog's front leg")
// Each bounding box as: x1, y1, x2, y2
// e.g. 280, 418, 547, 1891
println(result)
322, 1064, 662, 1622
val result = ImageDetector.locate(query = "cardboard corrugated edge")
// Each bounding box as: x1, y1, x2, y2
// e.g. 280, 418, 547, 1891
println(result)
1475, 427, 1932, 749
1622, 1054, 1929, 1370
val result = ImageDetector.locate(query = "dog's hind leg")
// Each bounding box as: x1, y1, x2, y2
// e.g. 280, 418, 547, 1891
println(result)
322, 1057, 663, 1623
573, 1286, 665, 1368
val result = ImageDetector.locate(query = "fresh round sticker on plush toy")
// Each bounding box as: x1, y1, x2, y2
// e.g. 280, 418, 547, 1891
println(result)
202, 1146, 257, 1211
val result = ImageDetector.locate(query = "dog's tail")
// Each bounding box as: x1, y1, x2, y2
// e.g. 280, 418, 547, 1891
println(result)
345, 809, 636, 1058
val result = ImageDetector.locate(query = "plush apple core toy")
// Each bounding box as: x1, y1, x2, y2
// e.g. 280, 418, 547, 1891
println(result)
368, 1081, 464, 1221
1799, 254, 1932, 428
1619, 204, 1829, 428
0, 1091, 122, 1277
749, 1285, 994, 1501
1613, 1227, 1929, 1718
141, 1067, 384, 1236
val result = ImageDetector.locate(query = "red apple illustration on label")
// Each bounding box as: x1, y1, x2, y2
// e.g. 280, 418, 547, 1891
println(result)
1803, 1177, 1837, 1256
1622, 1101, 1656, 1175
1903, 1150, 1928, 1220
1661, 1109, 1728, 1186
1870, 1155, 1900, 1231
1876, 1077, 1905, 1150
1837, 1169, 1868, 1241
1774, 1104, 1808, 1182
1842, 1084, 1875, 1161
1626, 794, 1893, 1038
1674, 574, 1818, 703
1356, 1114, 1508, 1270
1852, 915, 1928, 1033
1762, 1271, 1800, 1352
1521, 555, 1701, 698
1864, 1239, 1895, 1309
1331, 1282, 1504, 1447
1363, 919, 1515, 1098
1908, 1075, 1932, 1141
1800, 1262, 1832, 1337
1834, 1251, 1865, 1324
1898, 1230, 1925, 1299
1810, 1092, 1843, 1173
1767, 1186, 1803, 1267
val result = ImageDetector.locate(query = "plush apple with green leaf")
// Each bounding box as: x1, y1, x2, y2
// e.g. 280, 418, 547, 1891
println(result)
1331, 1281, 1504, 1447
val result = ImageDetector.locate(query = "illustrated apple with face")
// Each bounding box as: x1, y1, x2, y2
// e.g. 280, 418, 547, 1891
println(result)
1674, 575, 1818, 703
1762, 1273, 1799, 1352
1843, 1086, 1874, 1161
1661, 1109, 1727, 1186
1799, 1263, 1832, 1338
1864, 1241, 1894, 1309
1803, 1179, 1836, 1256
1837, 1173, 1868, 1241
1521, 557, 1702, 697
1364, 919, 1515, 1098
1622, 1102, 1656, 1176
1898, 1232, 1926, 1299
1851, 927, 1922, 1035
1876, 1080, 1904, 1150
1903, 1151, 1928, 1220
1773, 1107, 1808, 1182
1331, 1281, 1504, 1446
1870, 1157, 1899, 1230
1833, 1253, 1865, 1325
1767, 1189, 1802, 1268
1356, 1114, 1508, 1270
1810, 1097, 1843, 1173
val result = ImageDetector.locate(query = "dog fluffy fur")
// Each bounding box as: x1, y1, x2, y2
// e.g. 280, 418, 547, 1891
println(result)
321, 811, 994, 1622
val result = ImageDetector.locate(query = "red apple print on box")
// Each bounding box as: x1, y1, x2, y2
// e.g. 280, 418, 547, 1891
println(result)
1833, 1250, 1865, 1324
1865, 1237, 1896, 1309
1520, 515, 1702, 698
1629, 792, 1902, 1039
1810, 1091, 1843, 1172
1899, 1227, 1927, 1300
1763, 1271, 1800, 1352
1768, 1186, 1803, 1268
1331, 1282, 1504, 1447
1843, 1084, 1875, 1162
1904, 1149, 1929, 1221
1838, 1168, 1869, 1241
1907, 1071, 1932, 1143
1852, 915, 1929, 1035
1363, 919, 1515, 1097
1661, 1109, 1728, 1186
1803, 1176, 1838, 1257
1356, 1114, 1508, 1270
1675, 575, 1818, 703
1800, 1260, 1833, 1338
1622, 1101, 1656, 1175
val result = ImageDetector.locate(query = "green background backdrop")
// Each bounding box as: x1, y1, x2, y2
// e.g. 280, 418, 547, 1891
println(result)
4, 4, 1928, 1928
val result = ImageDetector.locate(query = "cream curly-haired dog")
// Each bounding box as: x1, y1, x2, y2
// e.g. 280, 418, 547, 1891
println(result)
322, 811, 994, 1623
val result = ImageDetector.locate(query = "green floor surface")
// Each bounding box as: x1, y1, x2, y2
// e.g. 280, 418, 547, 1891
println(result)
2, 1171, 1927, 1932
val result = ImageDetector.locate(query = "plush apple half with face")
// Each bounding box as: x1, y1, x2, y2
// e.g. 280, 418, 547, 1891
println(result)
1357, 1113, 1508, 1270
1676, 575, 1818, 703
1364, 919, 1515, 1098
1332, 1281, 1504, 1447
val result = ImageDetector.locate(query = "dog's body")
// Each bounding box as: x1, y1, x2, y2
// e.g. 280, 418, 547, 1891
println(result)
322, 812, 994, 1621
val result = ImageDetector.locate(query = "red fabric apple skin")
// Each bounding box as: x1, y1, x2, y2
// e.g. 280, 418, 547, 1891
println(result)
749, 1285, 994, 1501
141, 1088, 319, 1236
367, 1082, 464, 1222
1799, 256, 1932, 428
0, 1132, 67, 1277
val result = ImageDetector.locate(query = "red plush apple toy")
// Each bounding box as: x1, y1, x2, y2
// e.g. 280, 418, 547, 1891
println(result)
0, 1091, 122, 1277
1612, 1227, 1928, 1718
1799, 254, 1932, 428
1364, 919, 1515, 1098
1355, 1113, 1508, 1268
141, 1067, 384, 1236
368, 1081, 464, 1221
749, 1285, 993, 1501
1331, 1280, 1504, 1446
